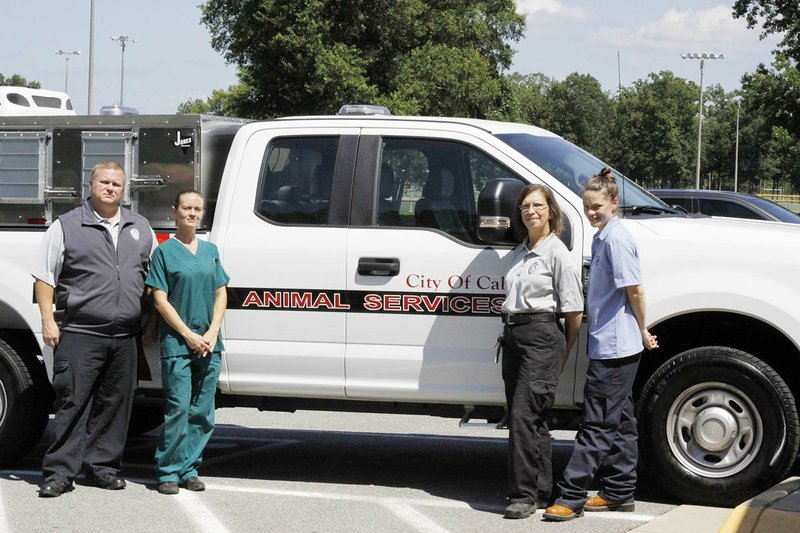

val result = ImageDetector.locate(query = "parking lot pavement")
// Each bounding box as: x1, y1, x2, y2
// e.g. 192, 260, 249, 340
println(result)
0, 408, 681, 533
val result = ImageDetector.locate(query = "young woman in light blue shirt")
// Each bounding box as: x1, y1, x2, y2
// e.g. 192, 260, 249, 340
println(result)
546, 168, 658, 522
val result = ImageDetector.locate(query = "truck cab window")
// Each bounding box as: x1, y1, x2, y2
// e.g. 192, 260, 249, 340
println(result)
377, 138, 521, 244
256, 137, 339, 225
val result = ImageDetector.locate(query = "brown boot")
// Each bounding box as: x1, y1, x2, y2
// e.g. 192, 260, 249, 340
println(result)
543, 504, 584, 521
585, 495, 635, 512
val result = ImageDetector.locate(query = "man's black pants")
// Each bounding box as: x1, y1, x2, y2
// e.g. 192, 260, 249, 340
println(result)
42, 331, 137, 483
502, 320, 565, 506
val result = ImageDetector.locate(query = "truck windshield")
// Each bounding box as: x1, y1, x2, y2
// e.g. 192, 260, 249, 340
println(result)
496, 133, 667, 210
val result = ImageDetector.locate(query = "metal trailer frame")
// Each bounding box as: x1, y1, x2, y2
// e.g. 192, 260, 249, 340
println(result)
0, 114, 248, 229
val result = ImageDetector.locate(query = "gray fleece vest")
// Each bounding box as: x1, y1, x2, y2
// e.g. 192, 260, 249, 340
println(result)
55, 199, 153, 337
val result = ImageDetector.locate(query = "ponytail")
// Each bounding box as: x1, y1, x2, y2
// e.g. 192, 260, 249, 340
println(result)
582, 167, 618, 200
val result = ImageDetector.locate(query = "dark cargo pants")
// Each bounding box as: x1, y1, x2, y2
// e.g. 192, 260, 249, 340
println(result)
502, 320, 565, 506
42, 331, 137, 483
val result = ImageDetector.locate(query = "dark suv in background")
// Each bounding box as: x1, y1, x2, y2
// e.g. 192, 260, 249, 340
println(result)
649, 189, 800, 224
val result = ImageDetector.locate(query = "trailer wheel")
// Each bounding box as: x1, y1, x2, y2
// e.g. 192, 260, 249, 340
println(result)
638, 347, 799, 506
0, 339, 50, 465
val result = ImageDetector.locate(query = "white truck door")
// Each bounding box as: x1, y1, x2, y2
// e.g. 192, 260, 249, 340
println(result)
218, 128, 358, 397
344, 130, 518, 405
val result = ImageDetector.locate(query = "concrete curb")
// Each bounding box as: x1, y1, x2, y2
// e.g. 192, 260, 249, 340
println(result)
630, 477, 800, 533
719, 477, 800, 533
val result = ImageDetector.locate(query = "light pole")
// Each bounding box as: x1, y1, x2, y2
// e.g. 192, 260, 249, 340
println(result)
55, 49, 81, 93
681, 52, 724, 189
111, 35, 135, 106
734, 97, 741, 193
88, 0, 96, 114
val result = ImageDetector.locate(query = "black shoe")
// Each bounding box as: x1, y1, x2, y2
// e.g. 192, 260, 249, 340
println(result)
91, 473, 126, 490
39, 479, 74, 498
158, 482, 179, 495
504, 502, 536, 519
180, 476, 205, 492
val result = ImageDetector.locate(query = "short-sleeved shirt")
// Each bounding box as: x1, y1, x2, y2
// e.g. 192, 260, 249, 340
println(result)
502, 233, 584, 315
145, 238, 230, 358
587, 217, 644, 359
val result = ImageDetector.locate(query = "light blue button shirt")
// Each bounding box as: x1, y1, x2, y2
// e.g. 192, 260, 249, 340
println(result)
587, 217, 644, 359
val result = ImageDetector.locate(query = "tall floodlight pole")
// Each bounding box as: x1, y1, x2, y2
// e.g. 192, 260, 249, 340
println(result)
681, 52, 724, 189
55, 50, 81, 93
88, 0, 95, 114
734, 97, 741, 193
111, 35, 135, 105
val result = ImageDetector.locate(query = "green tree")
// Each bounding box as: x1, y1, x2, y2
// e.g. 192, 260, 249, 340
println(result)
608, 72, 696, 188
698, 86, 737, 190
739, 56, 800, 192
384, 44, 504, 117
542, 73, 613, 157
0, 73, 41, 88
199, 0, 524, 118
177, 84, 254, 115
741, 56, 800, 137
503, 72, 552, 126
761, 126, 800, 193
733, 1, 800, 62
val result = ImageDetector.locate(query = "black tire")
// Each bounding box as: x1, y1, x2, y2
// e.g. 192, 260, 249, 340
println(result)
638, 347, 799, 506
0, 338, 50, 465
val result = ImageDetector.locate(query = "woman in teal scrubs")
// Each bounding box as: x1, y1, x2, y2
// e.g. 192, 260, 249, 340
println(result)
146, 189, 229, 495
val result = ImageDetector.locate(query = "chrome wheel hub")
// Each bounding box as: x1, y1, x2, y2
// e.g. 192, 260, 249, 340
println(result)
666, 382, 762, 478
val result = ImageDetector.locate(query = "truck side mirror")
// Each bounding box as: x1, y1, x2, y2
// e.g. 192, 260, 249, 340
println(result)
477, 178, 526, 245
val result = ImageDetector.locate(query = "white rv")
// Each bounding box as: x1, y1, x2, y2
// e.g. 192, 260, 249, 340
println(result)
0, 87, 76, 116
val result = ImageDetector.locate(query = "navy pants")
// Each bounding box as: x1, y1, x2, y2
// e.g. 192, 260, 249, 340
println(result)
502, 321, 565, 506
556, 353, 641, 509
42, 331, 137, 483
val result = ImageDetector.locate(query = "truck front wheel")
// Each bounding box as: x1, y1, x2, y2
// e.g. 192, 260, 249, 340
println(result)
638, 347, 799, 506
0, 339, 50, 465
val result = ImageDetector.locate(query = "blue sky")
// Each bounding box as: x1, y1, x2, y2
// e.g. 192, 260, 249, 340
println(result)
0, 1, 782, 115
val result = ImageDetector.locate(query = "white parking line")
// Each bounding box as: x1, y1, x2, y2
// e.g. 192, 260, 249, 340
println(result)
0, 481, 10, 533
206, 483, 656, 522
581, 511, 658, 522
381, 502, 453, 533
207, 483, 468, 507
175, 490, 233, 533
0, 471, 658, 532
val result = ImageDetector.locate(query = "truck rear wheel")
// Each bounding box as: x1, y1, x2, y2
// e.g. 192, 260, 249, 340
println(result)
638, 347, 799, 506
0, 339, 50, 465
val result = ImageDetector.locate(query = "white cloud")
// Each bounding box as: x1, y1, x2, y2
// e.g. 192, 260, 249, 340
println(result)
601, 6, 778, 51
516, 0, 590, 21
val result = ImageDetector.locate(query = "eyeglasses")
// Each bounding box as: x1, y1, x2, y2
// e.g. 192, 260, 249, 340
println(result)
519, 203, 548, 213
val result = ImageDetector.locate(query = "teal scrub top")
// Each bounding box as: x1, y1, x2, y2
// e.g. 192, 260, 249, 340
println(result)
145, 238, 230, 358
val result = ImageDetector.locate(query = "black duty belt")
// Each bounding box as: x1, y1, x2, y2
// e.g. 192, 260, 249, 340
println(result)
502, 312, 556, 325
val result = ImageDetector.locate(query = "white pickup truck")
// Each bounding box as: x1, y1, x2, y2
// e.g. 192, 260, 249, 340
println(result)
1, 109, 798, 506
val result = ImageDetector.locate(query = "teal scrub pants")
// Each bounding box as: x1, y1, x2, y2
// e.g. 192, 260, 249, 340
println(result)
155, 352, 222, 484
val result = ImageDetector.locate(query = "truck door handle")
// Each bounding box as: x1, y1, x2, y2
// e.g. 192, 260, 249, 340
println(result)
357, 257, 400, 277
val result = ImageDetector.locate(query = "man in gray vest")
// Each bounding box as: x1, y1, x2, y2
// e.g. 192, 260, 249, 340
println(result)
33, 160, 155, 497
